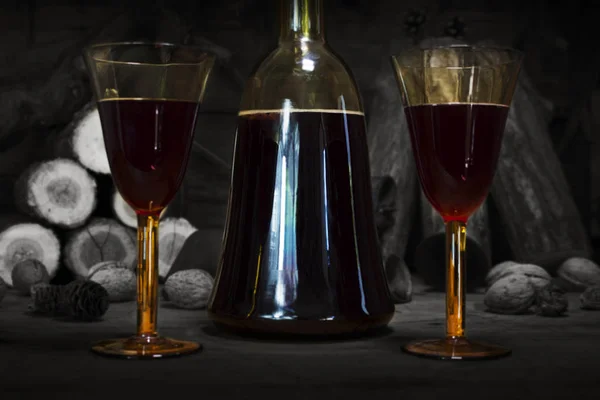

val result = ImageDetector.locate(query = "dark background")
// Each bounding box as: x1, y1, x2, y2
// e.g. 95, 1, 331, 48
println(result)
1, 0, 599, 272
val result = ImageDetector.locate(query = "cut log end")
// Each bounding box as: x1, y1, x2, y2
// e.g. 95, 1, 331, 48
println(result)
158, 217, 198, 280
72, 107, 111, 175
0, 223, 60, 286
64, 217, 136, 278
112, 189, 168, 229
15, 158, 97, 229
112, 190, 137, 229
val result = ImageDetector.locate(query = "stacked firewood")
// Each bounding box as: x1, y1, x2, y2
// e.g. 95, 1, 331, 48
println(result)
0, 103, 198, 289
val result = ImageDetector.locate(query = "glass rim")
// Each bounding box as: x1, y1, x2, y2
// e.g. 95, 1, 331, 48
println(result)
391, 44, 523, 69
84, 41, 217, 66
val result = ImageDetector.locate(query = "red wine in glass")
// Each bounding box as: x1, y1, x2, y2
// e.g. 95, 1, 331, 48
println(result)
98, 98, 199, 215
404, 103, 510, 223
86, 41, 214, 360
393, 45, 522, 361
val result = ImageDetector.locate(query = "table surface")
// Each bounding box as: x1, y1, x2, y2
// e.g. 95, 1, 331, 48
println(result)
1, 290, 599, 399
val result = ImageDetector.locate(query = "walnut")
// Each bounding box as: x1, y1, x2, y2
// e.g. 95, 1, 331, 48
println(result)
163, 269, 214, 310
535, 282, 568, 317
11, 259, 50, 296
484, 274, 536, 315
87, 261, 136, 303
580, 286, 600, 310
485, 261, 518, 285
485, 261, 551, 290
557, 257, 600, 292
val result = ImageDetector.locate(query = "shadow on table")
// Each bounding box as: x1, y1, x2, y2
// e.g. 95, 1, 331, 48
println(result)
201, 323, 395, 345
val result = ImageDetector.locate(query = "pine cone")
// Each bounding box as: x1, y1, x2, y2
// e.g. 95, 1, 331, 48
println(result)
535, 282, 568, 317
58, 279, 82, 314
29, 283, 62, 314
62, 280, 110, 321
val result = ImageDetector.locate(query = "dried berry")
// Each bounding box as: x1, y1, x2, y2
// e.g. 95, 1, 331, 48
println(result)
484, 274, 536, 315
580, 286, 600, 310
29, 283, 62, 314
444, 16, 466, 38
11, 259, 50, 295
404, 8, 427, 36
535, 283, 568, 317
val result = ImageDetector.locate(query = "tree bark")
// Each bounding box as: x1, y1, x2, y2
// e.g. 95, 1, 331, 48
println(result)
489, 73, 593, 273
365, 49, 419, 264
365, 42, 420, 303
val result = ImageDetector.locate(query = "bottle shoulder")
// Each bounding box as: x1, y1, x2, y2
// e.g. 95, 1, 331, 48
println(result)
240, 43, 363, 113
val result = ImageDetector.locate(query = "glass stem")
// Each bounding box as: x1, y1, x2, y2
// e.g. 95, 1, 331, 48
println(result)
136, 212, 161, 338
445, 220, 467, 339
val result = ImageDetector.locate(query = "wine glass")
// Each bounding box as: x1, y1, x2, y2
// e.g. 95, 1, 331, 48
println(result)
391, 45, 522, 360
85, 42, 215, 359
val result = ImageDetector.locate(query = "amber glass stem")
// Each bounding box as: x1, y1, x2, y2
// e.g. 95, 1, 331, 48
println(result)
136, 212, 161, 338
445, 220, 467, 339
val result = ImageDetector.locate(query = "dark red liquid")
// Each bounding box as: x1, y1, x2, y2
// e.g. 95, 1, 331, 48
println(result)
97, 99, 199, 214
404, 103, 509, 222
208, 110, 394, 335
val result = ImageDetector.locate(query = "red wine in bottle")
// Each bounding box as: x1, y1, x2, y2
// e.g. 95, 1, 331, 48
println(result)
209, 109, 394, 335
97, 98, 199, 214
404, 103, 509, 222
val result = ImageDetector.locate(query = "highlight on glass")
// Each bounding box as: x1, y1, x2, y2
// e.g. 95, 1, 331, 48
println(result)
392, 45, 522, 360
85, 42, 215, 359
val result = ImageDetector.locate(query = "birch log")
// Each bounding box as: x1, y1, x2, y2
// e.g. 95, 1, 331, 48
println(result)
13, 158, 97, 229
51, 102, 110, 175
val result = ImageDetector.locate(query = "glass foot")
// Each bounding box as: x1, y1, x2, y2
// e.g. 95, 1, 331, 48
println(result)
403, 337, 511, 360
91, 335, 202, 359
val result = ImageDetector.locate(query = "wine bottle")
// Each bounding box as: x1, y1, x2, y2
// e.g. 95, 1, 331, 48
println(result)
207, 0, 395, 336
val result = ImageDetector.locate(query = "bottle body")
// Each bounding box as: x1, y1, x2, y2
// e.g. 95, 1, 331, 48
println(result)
207, 0, 394, 335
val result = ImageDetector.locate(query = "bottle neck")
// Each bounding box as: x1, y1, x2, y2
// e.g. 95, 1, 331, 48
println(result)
279, 0, 325, 44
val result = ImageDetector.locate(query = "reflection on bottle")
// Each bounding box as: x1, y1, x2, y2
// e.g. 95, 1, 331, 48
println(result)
265, 100, 299, 318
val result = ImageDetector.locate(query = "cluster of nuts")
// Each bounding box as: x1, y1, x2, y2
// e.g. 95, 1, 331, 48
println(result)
484, 257, 600, 317
85, 260, 214, 310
